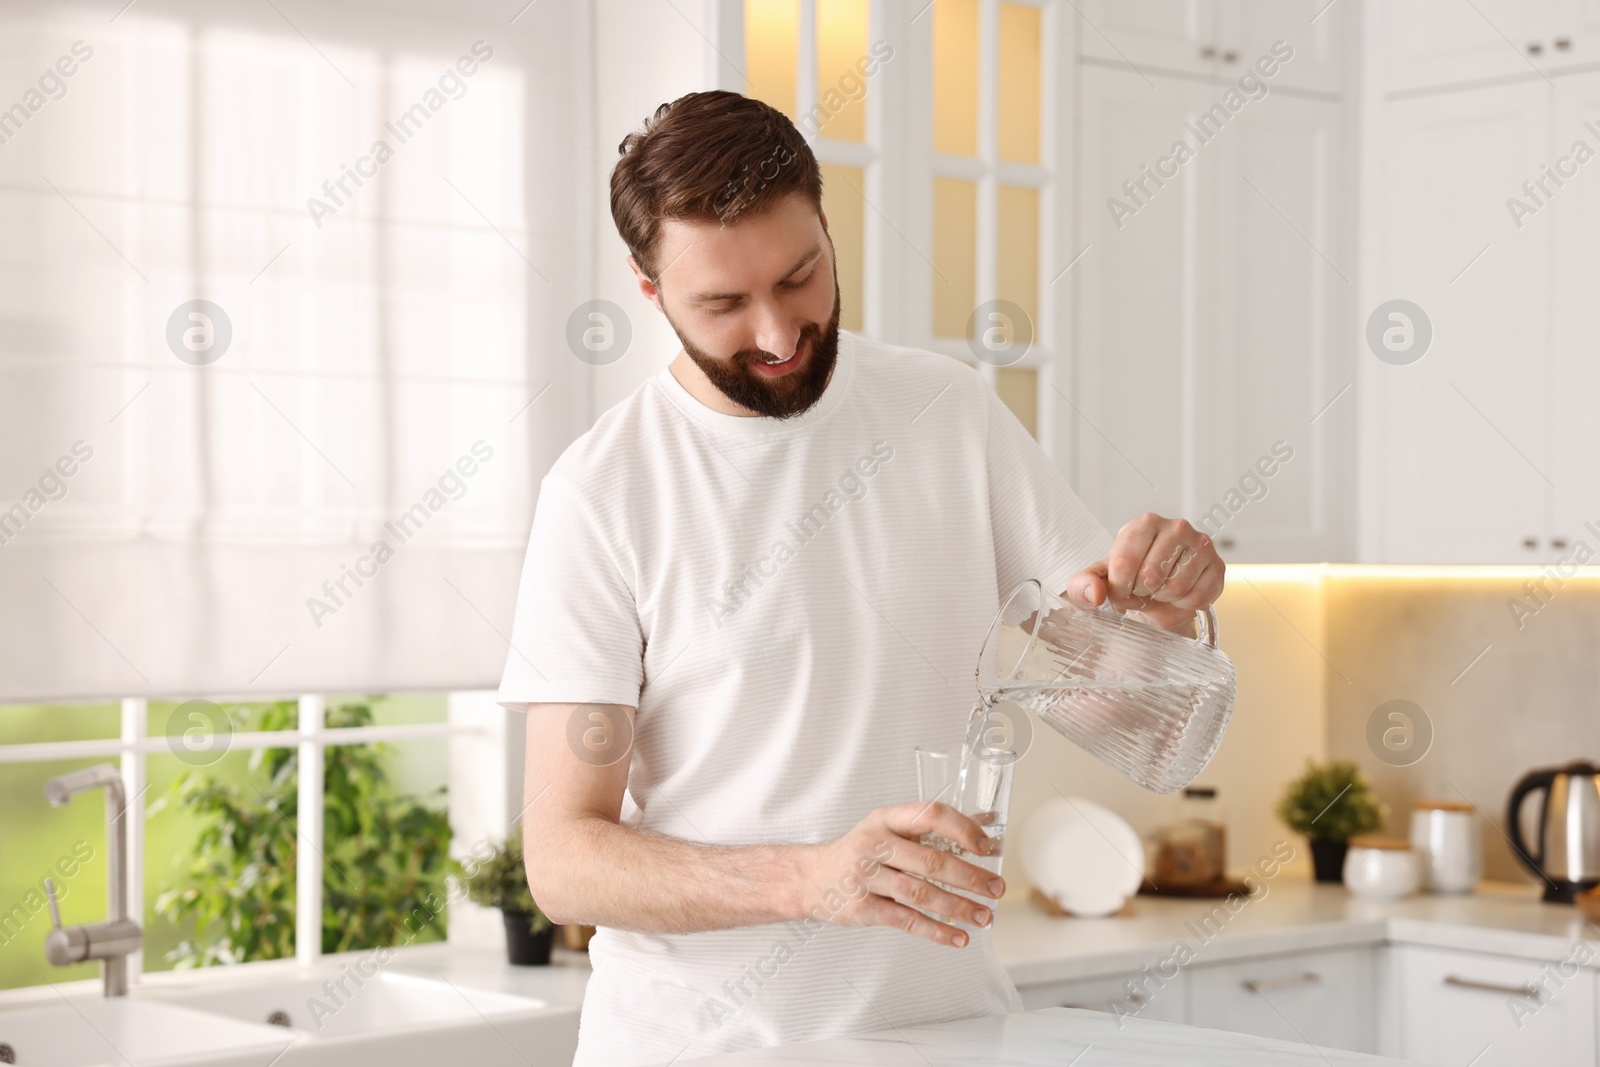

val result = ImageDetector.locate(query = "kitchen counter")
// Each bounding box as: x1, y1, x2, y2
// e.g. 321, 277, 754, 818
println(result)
993, 879, 1600, 987
670, 1006, 1418, 1065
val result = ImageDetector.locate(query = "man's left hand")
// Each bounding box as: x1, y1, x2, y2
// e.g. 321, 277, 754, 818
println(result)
1063, 513, 1224, 634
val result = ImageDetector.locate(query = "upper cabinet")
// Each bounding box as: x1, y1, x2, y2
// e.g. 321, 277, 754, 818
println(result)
1068, 9, 1353, 561
1074, 0, 1344, 92
1374, 0, 1600, 94
1359, 3, 1600, 561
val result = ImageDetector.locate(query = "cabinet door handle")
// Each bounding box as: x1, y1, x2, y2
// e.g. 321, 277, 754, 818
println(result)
1200, 45, 1217, 58
1061, 992, 1146, 1010
1555, 37, 1572, 50
1242, 972, 1320, 993
1528, 41, 1544, 54
1222, 50, 1239, 63
1443, 975, 1539, 999
1523, 536, 1539, 549
1551, 537, 1569, 549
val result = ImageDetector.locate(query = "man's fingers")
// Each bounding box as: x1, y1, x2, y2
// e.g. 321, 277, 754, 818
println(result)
894, 838, 1004, 898
869, 866, 995, 930
1107, 513, 1161, 597
1064, 561, 1108, 608
888, 800, 992, 859
854, 893, 970, 948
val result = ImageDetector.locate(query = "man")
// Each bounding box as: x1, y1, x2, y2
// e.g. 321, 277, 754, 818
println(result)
498, 91, 1223, 1066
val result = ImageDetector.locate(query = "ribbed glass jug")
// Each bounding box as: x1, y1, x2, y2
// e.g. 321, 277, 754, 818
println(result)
969, 578, 1237, 794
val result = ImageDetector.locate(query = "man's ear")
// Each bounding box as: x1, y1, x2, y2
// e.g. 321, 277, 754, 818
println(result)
819, 208, 830, 234
627, 255, 664, 313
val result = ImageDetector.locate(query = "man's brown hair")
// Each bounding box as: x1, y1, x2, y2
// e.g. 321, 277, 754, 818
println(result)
610, 90, 823, 282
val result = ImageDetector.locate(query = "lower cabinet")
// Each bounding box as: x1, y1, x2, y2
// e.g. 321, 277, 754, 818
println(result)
1187, 946, 1378, 1054
1393, 945, 1599, 1067
1016, 969, 1187, 1025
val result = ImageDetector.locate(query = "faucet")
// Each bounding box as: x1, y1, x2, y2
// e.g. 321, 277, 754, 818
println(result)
42, 764, 142, 996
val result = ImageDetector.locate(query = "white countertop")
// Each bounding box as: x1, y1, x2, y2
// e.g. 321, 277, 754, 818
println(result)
670, 1006, 1417, 1065
992, 879, 1600, 987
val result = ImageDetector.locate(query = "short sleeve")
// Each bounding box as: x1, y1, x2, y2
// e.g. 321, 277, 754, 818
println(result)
984, 384, 1114, 601
495, 473, 644, 710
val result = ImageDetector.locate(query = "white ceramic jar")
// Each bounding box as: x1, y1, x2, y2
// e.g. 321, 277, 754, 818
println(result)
1342, 836, 1421, 899
1410, 800, 1481, 894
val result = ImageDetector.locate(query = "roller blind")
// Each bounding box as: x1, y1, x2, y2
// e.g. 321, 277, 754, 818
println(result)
0, 0, 594, 702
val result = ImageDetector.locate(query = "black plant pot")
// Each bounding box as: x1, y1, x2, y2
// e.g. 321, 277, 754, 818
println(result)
1309, 838, 1349, 884
503, 910, 555, 966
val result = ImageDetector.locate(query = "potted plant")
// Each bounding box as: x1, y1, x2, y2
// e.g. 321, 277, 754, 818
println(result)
454, 827, 555, 965
1276, 760, 1385, 883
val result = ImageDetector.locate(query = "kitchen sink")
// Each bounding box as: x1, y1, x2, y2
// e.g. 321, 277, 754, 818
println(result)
0, 998, 297, 1067
147, 970, 578, 1066
151, 971, 545, 1038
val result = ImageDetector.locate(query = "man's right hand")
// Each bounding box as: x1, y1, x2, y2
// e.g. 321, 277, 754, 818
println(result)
793, 801, 1005, 949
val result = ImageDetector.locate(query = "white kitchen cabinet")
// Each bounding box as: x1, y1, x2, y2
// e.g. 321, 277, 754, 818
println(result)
1373, 0, 1544, 93
1070, 64, 1213, 532
1394, 945, 1598, 1066
1217, 0, 1346, 93
1362, 80, 1554, 563
1545, 71, 1600, 552
1070, 65, 1352, 561
1074, 0, 1344, 92
1187, 945, 1378, 1053
1016, 968, 1187, 1024
1075, 0, 1220, 77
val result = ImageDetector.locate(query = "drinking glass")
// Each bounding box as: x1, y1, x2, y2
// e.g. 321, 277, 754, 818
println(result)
913, 742, 1016, 928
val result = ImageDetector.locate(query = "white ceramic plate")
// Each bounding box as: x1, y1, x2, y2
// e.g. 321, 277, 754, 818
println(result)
1021, 796, 1144, 917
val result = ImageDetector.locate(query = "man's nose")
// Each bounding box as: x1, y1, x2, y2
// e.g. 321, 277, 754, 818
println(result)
751, 308, 800, 361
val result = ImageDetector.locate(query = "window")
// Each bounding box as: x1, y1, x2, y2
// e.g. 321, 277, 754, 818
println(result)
738, 0, 1059, 446
0, 693, 468, 991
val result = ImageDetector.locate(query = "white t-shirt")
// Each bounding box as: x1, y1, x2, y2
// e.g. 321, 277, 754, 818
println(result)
497, 330, 1112, 1066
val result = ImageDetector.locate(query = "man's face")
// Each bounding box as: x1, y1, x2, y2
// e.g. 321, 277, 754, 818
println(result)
643, 193, 841, 419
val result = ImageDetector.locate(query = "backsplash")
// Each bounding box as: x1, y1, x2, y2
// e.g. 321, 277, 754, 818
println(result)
1324, 572, 1600, 884
1008, 567, 1600, 899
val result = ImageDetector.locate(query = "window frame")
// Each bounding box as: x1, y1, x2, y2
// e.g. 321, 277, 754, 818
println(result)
716, 0, 1073, 462
0, 693, 480, 981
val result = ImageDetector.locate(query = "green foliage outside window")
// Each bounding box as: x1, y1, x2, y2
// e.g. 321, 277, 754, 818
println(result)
150, 699, 452, 966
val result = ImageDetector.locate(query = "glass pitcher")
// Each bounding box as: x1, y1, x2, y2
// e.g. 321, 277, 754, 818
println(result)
969, 577, 1237, 794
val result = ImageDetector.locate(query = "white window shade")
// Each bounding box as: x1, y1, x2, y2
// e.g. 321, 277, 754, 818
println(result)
0, 0, 594, 702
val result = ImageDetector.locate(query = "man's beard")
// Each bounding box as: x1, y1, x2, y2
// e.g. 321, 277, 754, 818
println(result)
667, 271, 841, 420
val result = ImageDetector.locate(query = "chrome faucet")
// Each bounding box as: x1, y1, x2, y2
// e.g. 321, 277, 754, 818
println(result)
42, 764, 142, 996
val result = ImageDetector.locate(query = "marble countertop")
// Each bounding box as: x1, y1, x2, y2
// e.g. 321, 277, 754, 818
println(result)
670, 1006, 1419, 1065
992, 879, 1600, 987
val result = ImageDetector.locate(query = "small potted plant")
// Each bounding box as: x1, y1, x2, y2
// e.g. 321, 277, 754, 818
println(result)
1277, 759, 1385, 883
454, 827, 555, 965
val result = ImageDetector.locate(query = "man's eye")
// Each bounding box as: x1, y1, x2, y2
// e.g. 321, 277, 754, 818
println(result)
706, 304, 737, 316
781, 271, 815, 290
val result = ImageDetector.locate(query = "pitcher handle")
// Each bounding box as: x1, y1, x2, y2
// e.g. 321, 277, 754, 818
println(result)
1108, 602, 1219, 648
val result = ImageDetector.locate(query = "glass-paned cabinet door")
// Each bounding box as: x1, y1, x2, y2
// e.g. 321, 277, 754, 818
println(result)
931, 0, 1049, 435
745, 0, 872, 337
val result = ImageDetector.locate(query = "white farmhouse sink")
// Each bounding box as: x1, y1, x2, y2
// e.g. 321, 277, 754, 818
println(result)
0, 998, 297, 1067
153, 971, 542, 1037
149, 970, 578, 1066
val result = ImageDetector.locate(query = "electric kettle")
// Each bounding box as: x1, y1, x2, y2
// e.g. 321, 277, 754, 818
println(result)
1507, 761, 1600, 903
